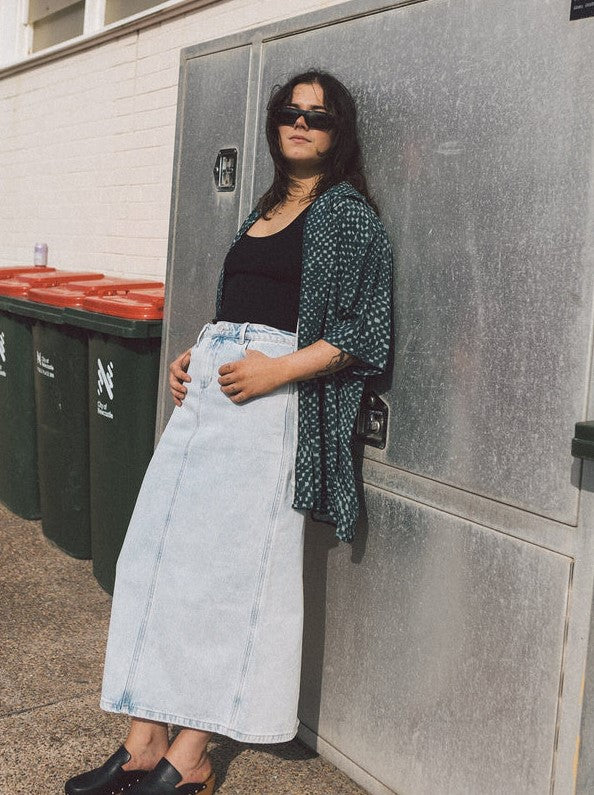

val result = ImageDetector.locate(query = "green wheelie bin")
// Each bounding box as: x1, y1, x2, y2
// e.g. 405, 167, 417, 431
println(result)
0, 270, 106, 543
24, 277, 163, 558
0, 267, 93, 519
63, 289, 164, 593
0, 267, 55, 517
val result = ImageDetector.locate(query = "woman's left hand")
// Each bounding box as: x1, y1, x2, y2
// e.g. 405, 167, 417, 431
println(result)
219, 338, 354, 403
218, 350, 286, 403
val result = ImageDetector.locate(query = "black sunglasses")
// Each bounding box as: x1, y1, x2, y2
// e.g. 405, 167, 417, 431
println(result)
274, 106, 335, 131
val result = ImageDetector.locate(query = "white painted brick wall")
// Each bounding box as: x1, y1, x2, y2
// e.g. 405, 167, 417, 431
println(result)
0, 0, 345, 279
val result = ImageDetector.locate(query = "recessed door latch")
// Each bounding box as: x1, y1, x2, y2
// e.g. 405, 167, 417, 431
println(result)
356, 391, 388, 448
213, 148, 238, 191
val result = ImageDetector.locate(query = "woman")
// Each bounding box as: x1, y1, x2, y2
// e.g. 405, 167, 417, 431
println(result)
65, 70, 392, 795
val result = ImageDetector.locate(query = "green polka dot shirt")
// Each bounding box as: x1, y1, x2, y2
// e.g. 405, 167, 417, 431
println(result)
216, 181, 393, 542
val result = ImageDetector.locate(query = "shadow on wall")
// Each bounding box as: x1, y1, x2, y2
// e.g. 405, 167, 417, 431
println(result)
298, 487, 372, 744
295, 312, 395, 740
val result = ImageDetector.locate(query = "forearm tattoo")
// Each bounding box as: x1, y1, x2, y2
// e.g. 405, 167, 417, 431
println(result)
314, 350, 354, 378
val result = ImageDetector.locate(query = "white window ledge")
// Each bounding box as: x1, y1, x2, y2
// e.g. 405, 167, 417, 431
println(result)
0, 0, 219, 80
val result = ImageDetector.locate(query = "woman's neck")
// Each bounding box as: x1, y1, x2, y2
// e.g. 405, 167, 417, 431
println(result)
286, 173, 321, 204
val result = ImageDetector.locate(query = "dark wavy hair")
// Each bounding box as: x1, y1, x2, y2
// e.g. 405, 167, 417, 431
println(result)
256, 70, 377, 218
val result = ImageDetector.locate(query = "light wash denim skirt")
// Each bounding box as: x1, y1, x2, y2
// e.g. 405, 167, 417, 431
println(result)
99, 320, 306, 743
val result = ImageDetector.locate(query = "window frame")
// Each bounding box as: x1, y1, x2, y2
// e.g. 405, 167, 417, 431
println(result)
28, 0, 87, 54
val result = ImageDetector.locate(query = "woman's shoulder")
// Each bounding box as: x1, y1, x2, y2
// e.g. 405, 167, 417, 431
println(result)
308, 184, 391, 258
313, 181, 385, 233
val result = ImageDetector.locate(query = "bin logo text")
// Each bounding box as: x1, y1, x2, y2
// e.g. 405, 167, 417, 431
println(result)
97, 358, 114, 419
0, 332, 5, 377
36, 350, 55, 379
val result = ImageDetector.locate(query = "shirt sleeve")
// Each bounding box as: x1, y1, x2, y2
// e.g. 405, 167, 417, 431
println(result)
321, 198, 394, 377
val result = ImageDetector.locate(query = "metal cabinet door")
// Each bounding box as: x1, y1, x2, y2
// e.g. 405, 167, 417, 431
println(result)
158, 3, 594, 793
157, 45, 252, 432
254, 0, 593, 526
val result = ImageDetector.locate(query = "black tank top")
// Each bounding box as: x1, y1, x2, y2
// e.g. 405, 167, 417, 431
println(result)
216, 206, 310, 333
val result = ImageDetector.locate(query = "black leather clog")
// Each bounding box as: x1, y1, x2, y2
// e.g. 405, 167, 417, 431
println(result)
64, 744, 150, 795
127, 757, 215, 794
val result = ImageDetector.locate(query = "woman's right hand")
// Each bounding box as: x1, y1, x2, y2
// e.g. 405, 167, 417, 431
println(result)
169, 348, 192, 406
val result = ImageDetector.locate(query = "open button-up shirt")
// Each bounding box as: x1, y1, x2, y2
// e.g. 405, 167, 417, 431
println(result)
216, 181, 393, 542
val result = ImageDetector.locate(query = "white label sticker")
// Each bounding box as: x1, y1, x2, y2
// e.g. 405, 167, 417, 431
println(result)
36, 350, 55, 379
97, 400, 114, 419
0, 331, 6, 377
97, 358, 114, 419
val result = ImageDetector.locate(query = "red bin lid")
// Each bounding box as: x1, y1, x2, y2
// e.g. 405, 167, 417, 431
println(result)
81, 293, 163, 320
0, 270, 105, 298
0, 266, 55, 278
124, 287, 165, 303
27, 277, 164, 308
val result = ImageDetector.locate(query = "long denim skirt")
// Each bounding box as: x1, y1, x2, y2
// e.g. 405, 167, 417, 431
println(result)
99, 321, 306, 743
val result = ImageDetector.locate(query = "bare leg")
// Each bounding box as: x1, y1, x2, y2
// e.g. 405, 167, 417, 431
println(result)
121, 716, 170, 771
164, 728, 213, 786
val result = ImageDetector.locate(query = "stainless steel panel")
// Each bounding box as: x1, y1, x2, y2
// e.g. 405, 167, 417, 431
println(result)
160, 1, 594, 793
255, 0, 594, 525
300, 486, 570, 794
577, 588, 594, 792
157, 45, 251, 432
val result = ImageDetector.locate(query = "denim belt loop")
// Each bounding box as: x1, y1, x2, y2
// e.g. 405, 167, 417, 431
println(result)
238, 321, 249, 345
195, 321, 210, 348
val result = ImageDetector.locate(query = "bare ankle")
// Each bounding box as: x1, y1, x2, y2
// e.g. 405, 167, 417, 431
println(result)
194, 751, 212, 775
122, 741, 169, 771
165, 749, 212, 785
122, 726, 170, 771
